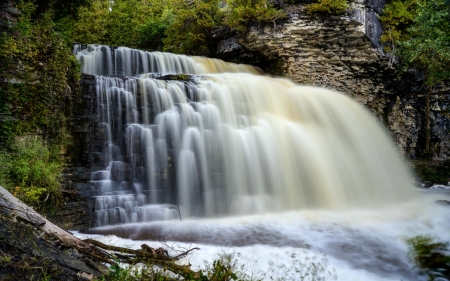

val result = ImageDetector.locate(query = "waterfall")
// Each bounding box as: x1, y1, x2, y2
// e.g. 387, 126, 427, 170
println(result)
75, 44, 414, 227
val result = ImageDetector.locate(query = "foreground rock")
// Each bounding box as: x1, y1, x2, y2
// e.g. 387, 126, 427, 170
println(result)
0, 186, 202, 280
0, 186, 108, 280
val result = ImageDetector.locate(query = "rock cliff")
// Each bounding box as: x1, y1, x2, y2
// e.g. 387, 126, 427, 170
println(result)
215, 0, 450, 160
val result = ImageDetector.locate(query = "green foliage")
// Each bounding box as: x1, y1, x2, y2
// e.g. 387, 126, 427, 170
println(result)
222, 0, 286, 33
139, 9, 174, 51
398, 0, 450, 86
163, 0, 221, 55
380, 0, 450, 84
0, 1, 80, 143
70, 0, 110, 44
304, 0, 348, 15
68, 0, 284, 55
101, 263, 179, 281
71, 0, 173, 51
408, 236, 450, 280
380, 0, 450, 155
201, 252, 249, 281
379, 0, 418, 53
412, 160, 450, 184
0, 136, 63, 211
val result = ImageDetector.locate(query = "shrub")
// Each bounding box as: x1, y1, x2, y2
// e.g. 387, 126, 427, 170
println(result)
304, 0, 348, 15
222, 0, 286, 33
412, 160, 450, 184
378, 0, 418, 54
408, 236, 450, 280
0, 136, 63, 212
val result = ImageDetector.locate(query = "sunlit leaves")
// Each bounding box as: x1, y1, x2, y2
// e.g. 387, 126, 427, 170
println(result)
223, 0, 285, 32
68, 0, 284, 55
379, 0, 418, 53
304, 0, 348, 15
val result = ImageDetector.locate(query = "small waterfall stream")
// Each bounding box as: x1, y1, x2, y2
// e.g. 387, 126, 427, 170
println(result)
75, 44, 415, 227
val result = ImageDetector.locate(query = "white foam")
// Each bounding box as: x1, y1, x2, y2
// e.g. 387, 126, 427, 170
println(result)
430, 185, 450, 190
74, 192, 450, 281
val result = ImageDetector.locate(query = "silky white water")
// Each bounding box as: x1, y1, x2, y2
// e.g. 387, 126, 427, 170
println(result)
73, 44, 449, 280
76, 190, 450, 280
75, 44, 415, 226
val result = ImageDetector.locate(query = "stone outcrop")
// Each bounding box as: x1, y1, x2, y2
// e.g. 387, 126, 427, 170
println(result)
0, 186, 108, 280
0, 0, 18, 32
214, 0, 450, 160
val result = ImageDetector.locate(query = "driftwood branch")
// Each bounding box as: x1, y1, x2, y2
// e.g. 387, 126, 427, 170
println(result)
82, 238, 201, 278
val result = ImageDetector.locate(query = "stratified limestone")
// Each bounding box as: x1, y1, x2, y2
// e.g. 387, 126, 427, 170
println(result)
220, 0, 450, 160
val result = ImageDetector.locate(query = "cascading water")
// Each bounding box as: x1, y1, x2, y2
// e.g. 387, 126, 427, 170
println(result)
75, 44, 415, 227
74, 44, 450, 281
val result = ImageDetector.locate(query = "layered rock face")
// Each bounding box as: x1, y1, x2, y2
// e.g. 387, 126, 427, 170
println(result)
49, 75, 99, 230
216, 0, 450, 160
0, 0, 18, 32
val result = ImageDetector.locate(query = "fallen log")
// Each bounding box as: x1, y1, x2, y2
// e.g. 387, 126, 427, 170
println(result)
0, 186, 201, 280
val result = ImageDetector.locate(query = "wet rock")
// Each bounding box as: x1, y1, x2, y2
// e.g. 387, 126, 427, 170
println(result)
217, 38, 244, 60
436, 200, 450, 206
423, 181, 434, 188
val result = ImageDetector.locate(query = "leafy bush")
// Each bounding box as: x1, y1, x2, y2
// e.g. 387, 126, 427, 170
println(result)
222, 0, 286, 33
378, 0, 418, 54
412, 160, 450, 184
304, 0, 348, 15
0, 136, 63, 211
163, 0, 221, 55
408, 236, 450, 280
139, 9, 174, 51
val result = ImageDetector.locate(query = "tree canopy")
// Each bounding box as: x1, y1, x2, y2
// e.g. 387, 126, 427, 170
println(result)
380, 0, 450, 84
67, 0, 284, 55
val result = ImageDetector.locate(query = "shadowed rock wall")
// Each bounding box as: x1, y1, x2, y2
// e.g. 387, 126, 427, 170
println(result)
49, 75, 98, 230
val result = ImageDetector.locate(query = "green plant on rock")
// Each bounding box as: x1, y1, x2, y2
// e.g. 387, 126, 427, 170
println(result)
412, 160, 450, 184
0, 136, 63, 212
304, 0, 348, 15
68, 0, 285, 56
222, 0, 286, 33
408, 236, 450, 280
0, 0, 80, 143
379, 0, 419, 54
